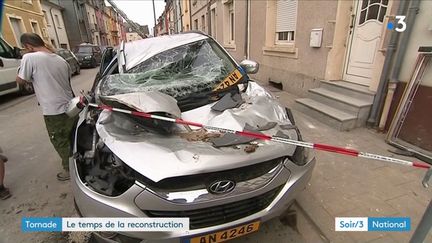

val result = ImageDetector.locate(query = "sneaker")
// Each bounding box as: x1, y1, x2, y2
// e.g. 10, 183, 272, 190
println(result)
0, 154, 8, 162
0, 187, 11, 200
56, 170, 70, 181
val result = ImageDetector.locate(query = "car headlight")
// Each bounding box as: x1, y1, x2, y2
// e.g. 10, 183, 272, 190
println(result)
288, 127, 314, 166
84, 56, 92, 60
75, 124, 136, 196
289, 146, 313, 166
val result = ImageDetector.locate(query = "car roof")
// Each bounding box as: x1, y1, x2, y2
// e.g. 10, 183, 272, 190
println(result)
120, 32, 208, 72
77, 43, 99, 48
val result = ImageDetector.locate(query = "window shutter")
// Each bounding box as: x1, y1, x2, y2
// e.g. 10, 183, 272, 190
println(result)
276, 0, 298, 32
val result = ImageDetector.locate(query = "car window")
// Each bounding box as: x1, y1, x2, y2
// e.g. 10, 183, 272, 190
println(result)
75, 46, 92, 53
64, 50, 72, 58
98, 38, 245, 111
56, 50, 66, 58
0, 39, 14, 58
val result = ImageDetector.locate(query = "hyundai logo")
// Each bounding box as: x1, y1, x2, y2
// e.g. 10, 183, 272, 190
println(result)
208, 180, 236, 194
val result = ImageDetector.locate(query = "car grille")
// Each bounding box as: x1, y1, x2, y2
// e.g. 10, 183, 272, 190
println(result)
144, 185, 283, 229
136, 157, 284, 191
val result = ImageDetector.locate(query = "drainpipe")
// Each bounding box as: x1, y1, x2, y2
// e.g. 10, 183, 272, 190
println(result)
189, 0, 192, 31
367, 0, 410, 127
247, 0, 250, 59
391, 0, 421, 83
72, 0, 83, 44
244, 0, 249, 59
379, 0, 421, 129
207, 0, 211, 35
49, 7, 60, 48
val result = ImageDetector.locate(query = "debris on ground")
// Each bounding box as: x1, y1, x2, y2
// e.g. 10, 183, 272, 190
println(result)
211, 92, 244, 112
244, 144, 259, 153
179, 128, 221, 142
68, 231, 92, 243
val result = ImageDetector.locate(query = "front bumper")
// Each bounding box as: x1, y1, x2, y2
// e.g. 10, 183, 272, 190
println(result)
78, 59, 94, 67
71, 153, 315, 242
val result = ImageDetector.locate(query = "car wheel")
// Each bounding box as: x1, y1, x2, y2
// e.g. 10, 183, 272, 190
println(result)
92, 59, 97, 68
19, 82, 35, 95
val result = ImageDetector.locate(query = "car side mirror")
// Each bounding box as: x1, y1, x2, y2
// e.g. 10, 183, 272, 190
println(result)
240, 59, 259, 74
13, 47, 22, 59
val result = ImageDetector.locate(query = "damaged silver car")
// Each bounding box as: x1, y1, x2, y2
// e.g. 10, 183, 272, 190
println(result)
71, 32, 315, 243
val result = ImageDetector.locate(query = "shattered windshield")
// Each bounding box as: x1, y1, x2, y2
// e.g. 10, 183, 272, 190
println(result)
98, 39, 243, 107
75, 46, 92, 53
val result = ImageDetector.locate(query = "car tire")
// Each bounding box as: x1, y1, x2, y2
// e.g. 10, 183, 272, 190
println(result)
92, 59, 97, 68
19, 82, 35, 95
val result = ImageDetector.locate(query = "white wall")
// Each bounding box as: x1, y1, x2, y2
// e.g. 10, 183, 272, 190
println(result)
41, 3, 70, 49
85, 4, 98, 45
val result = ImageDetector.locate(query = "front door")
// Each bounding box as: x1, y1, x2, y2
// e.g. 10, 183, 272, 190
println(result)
344, 0, 388, 86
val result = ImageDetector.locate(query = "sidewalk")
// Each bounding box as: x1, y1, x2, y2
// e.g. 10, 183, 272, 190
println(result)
264, 83, 431, 243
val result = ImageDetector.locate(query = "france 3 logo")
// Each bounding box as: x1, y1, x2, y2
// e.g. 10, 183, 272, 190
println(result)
387, 16, 406, 32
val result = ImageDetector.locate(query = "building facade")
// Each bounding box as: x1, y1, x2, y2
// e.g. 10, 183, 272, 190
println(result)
183, 0, 401, 131
40, 0, 70, 49
181, 0, 191, 32
94, 0, 108, 46
84, 1, 99, 45
54, 0, 126, 49
57, 0, 91, 48
126, 32, 142, 42
2, 0, 49, 47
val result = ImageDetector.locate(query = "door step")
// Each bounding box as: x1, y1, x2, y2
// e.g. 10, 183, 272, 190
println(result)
294, 80, 375, 131
295, 98, 357, 131
320, 80, 375, 103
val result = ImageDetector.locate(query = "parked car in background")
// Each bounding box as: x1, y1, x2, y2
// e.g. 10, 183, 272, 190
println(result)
0, 36, 34, 96
56, 48, 80, 75
73, 43, 102, 68
71, 32, 315, 243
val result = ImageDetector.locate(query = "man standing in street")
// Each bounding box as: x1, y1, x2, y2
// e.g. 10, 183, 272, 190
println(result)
16, 33, 75, 181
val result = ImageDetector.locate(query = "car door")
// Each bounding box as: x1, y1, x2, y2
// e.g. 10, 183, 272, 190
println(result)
0, 38, 21, 96
64, 50, 77, 73
65, 50, 77, 68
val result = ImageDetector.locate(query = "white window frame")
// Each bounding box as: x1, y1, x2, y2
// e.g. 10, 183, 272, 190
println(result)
7, 15, 27, 47
275, 31, 295, 44
275, 0, 297, 45
30, 20, 42, 36
41, 28, 49, 38
201, 14, 205, 32
262, 0, 298, 57
223, 0, 235, 48
194, 19, 198, 30
54, 14, 62, 29
210, 4, 217, 38
229, 9, 234, 42
42, 10, 50, 26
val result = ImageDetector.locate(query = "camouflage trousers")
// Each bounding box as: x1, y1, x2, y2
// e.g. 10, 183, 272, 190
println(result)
44, 113, 76, 171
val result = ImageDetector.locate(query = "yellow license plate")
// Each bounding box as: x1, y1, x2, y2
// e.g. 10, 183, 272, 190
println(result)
189, 221, 260, 243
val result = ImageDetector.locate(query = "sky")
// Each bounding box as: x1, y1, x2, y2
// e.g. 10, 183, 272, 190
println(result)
106, 0, 166, 34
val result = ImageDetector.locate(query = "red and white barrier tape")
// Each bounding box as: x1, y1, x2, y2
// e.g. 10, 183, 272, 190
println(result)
89, 103, 430, 170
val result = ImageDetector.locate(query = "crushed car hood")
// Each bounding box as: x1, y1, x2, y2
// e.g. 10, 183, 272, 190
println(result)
96, 82, 298, 182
